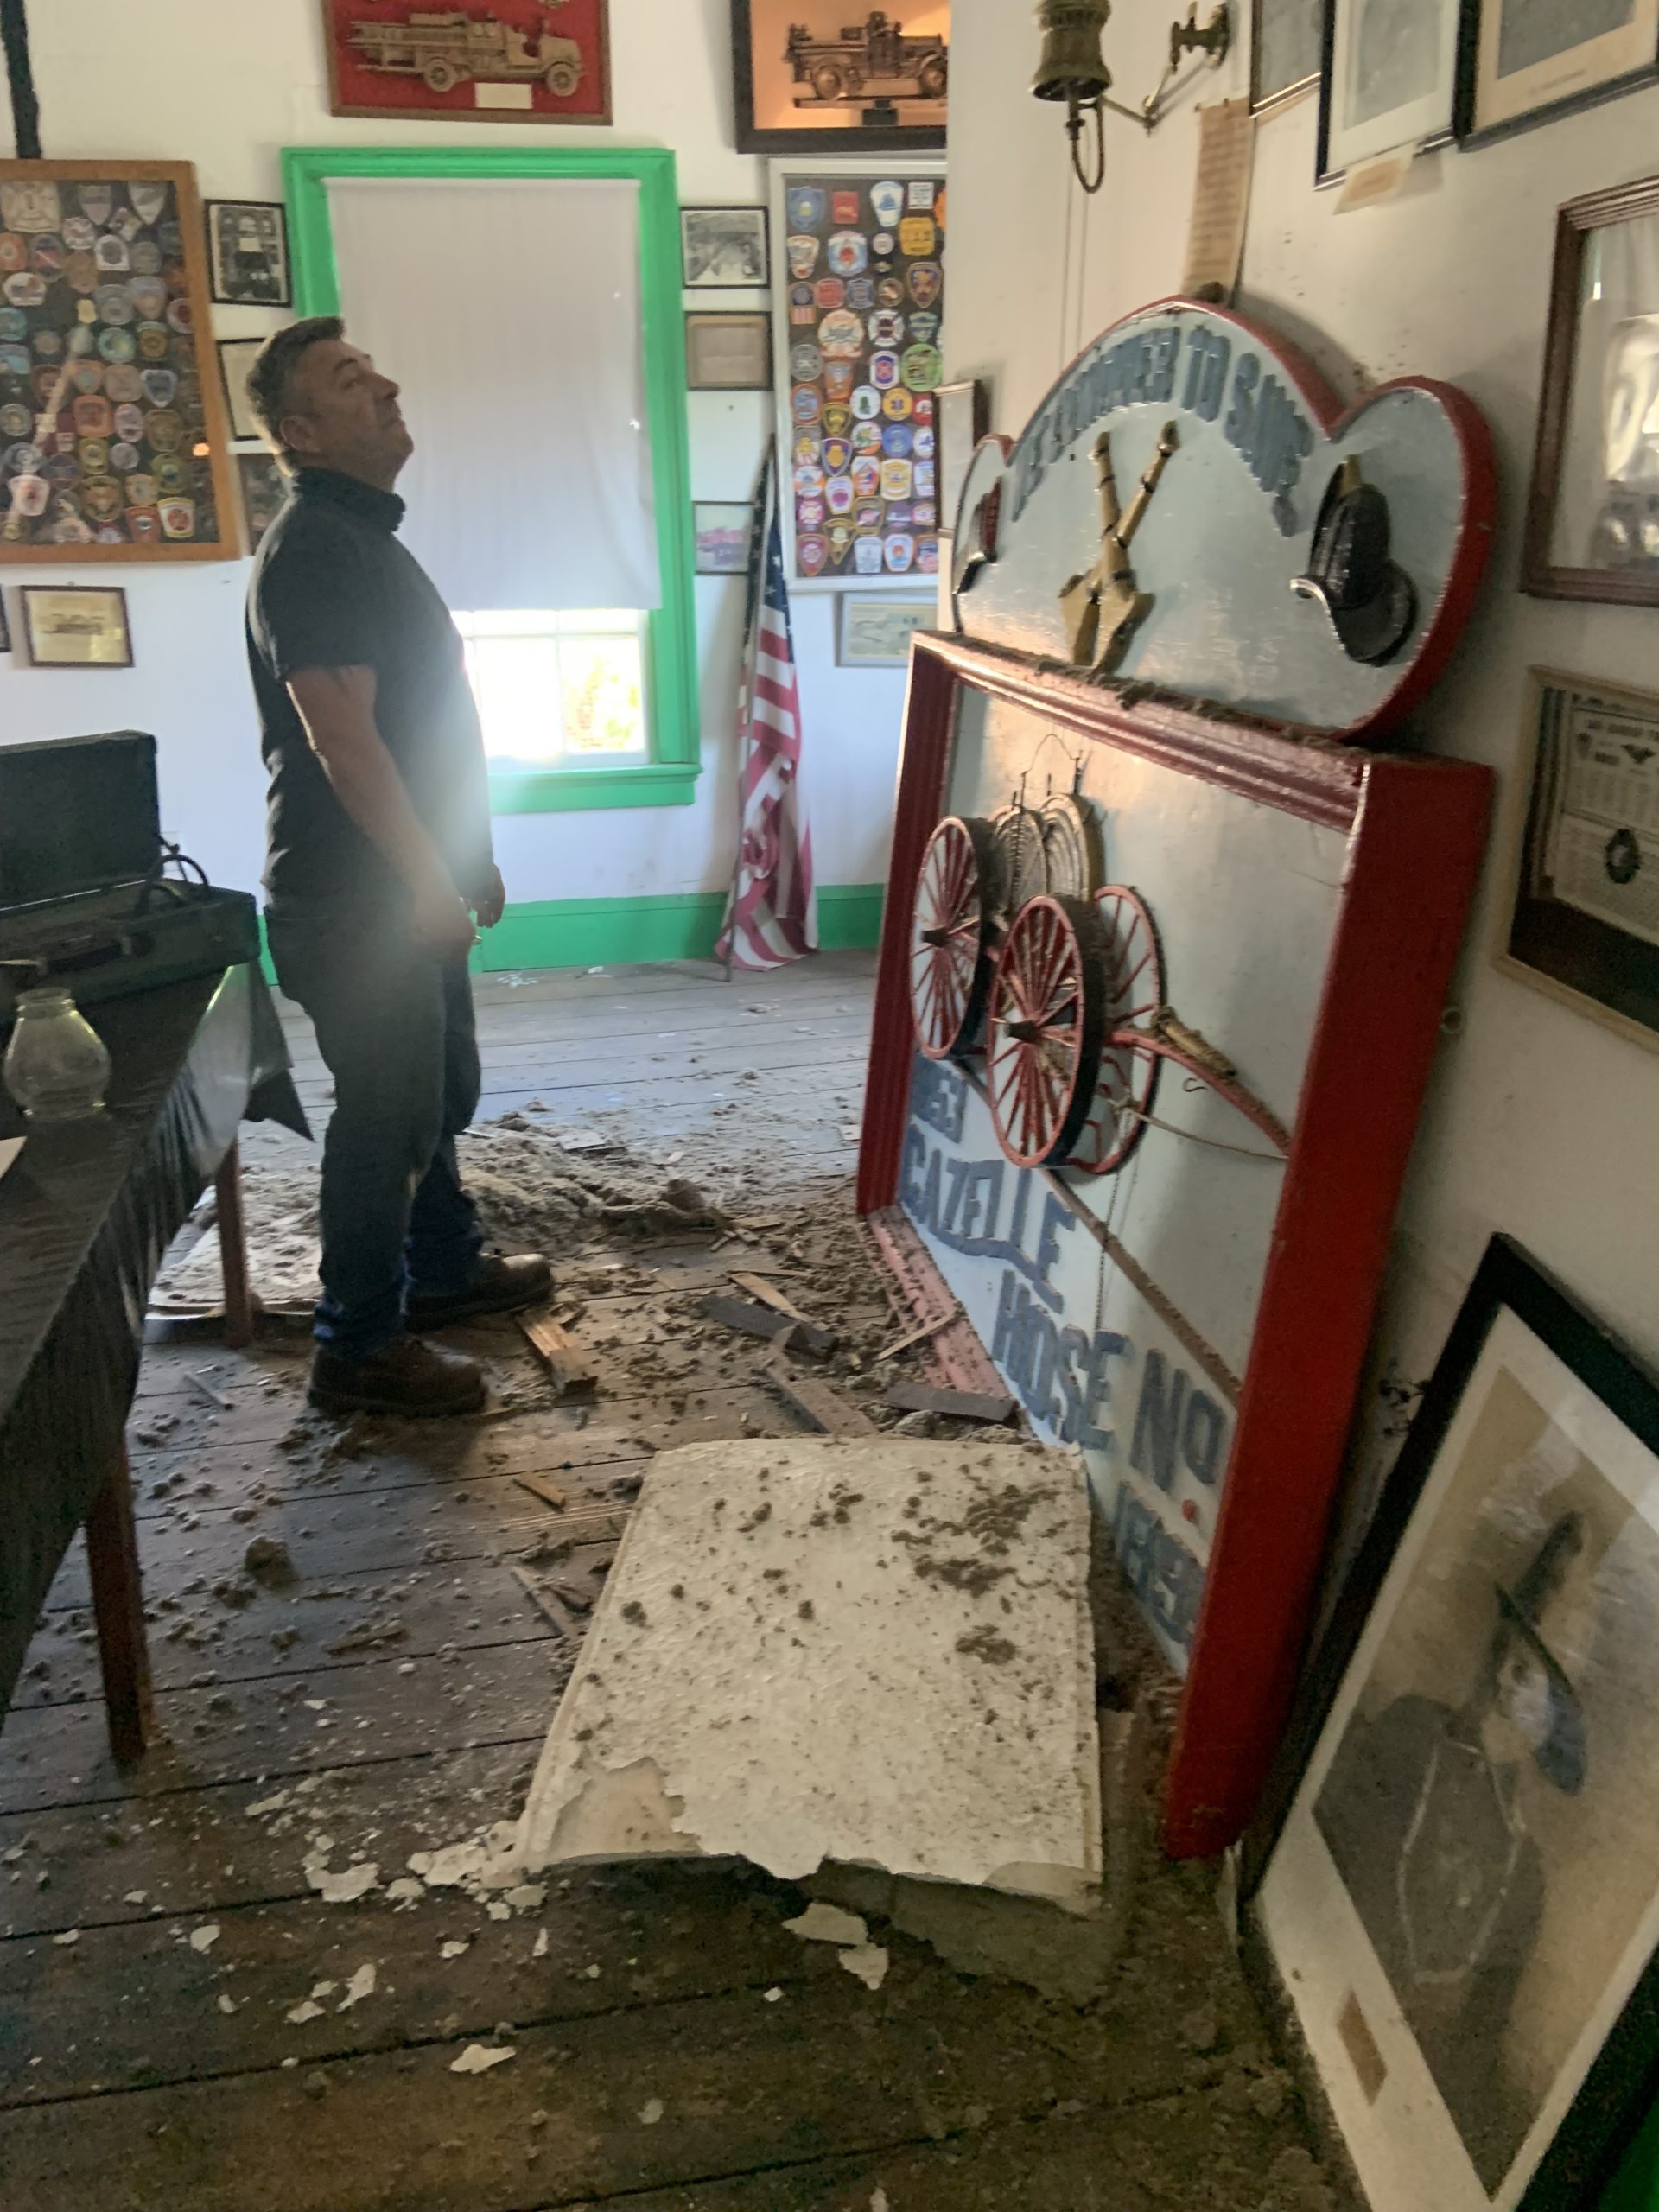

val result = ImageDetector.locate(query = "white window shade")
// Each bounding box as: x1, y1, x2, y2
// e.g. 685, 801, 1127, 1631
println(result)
326, 176, 658, 613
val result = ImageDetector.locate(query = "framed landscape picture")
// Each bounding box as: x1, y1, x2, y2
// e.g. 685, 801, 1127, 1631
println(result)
0, 159, 239, 563
1318, 0, 1460, 180
205, 200, 291, 305
693, 500, 754, 574
1462, 0, 1659, 141
734, 0, 948, 152
320, 0, 613, 124
1251, 1236, 1659, 2212
681, 206, 770, 289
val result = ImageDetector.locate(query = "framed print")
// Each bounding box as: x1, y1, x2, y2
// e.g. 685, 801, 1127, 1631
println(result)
685, 311, 772, 391
681, 206, 770, 289
770, 160, 947, 589
217, 336, 265, 444
205, 200, 291, 306
0, 160, 238, 563
1463, 0, 1659, 141
1252, 0, 1323, 111
237, 451, 289, 556
1250, 1236, 1659, 2212
1495, 668, 1659, 1054
20, 585, 132, 666
734, 0, 948, 152
836, 591, 933, 664
320, 0, 612, 125
1317, 0, 1460, 181
693, 500, 754, 574
935, 376, 988, 539
1523, 177, 1659, 605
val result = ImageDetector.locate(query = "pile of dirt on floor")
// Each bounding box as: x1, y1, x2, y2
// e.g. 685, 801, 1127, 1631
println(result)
153, 1116, 734, 1312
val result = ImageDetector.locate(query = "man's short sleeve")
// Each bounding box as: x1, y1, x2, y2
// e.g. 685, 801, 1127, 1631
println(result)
254, 508, 380, 679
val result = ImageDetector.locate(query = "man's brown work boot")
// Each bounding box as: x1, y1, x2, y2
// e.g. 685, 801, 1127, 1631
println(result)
309, 1335, 486, 1419
405, 1252, 552, 1331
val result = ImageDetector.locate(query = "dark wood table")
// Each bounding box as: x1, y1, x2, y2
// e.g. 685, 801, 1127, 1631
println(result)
0, 963, 303, 1762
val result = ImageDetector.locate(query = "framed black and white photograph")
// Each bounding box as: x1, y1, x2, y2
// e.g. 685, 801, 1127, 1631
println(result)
206, 199, 292, 307
20, 586, 133, 668
1318, 0, 1461, 181
681, 205, 770, 289
836, 591, 934, 665
1462, 0, 1659, 141
217, 336, 267, 444
684, 310, 773, 391
692, 500, 755, 574
1250, 1236, 1659, 2212
1495, 667, 1659, 1055
1524, 176, 1659, 606
1252, 0, 1323, 111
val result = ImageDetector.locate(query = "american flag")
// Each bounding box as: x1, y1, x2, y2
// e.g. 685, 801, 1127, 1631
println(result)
716, 445, 817, 971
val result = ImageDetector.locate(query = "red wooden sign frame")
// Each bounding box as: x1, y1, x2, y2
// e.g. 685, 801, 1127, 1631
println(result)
858, 632, 1494, 1857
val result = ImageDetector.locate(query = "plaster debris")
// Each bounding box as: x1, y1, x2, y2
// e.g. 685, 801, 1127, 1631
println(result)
764, 1986, 785, 2003
839, 1944, 891, 1991
52, 1929, 79, 1947
384, 1878, 424, 1908
639, 2098, 664, 2126
450, 2044, 515, 2075
515, 1440, 1101, 1909
217, 1995, 239, 2015
286, 1999, 325, 2024
338, 1963, 377, 2010
304, 1853, 379, 1904
440, 1941, 470, 1961
531, 1929, 550, 1959
784, 1902, 868, 1948
871, 2194, 891, 2212
188, 1923, 220, 1953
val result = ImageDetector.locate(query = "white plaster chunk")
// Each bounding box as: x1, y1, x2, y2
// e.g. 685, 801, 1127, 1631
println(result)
515, 1440, 1101, 1907
784, 1902, 868, 1948
839, 1944, 890, 1990
450, 2043, 515, 2075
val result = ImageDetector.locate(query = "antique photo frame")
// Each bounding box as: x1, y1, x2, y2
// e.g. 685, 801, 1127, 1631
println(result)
692, 500, 754, 574
680, 206, 771, 289
1523, 175, 1659, 605
20, 585, 133, 667
836, 591, 935, 665
205, 199, 291, 306
216, 336, 267, 445
1249, 1235, 1659, 2212
1318, 0, 1461, 181
1459, 0, 1659, 142
1251, 0, 1323, 113
684, 311, 773, 391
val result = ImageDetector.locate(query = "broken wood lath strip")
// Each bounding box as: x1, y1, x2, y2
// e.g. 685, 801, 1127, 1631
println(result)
861, 1207, 1007, 1397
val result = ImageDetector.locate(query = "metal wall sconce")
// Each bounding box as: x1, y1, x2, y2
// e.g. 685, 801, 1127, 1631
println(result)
1033, 0, 1231, 193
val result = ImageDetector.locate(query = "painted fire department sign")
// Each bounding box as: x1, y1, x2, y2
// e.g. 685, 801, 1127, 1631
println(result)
950, 298, 1495, 742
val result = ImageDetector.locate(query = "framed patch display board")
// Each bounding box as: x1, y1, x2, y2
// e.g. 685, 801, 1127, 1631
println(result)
0, 161, 238, 563
770, 161, 946, 590
321, 0, 613, 124
857, 632, 1493, 1856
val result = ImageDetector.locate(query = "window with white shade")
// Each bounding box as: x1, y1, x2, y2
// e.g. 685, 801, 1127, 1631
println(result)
303, 152, 699, 810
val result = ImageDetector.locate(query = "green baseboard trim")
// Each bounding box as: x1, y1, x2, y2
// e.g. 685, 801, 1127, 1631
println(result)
474, 882, 887, 973
259, 885, 887, 980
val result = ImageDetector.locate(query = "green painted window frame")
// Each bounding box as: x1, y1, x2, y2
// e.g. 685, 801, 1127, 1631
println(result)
283, 144, 700, 815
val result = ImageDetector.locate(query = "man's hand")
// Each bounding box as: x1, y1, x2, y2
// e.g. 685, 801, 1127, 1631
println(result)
410, 880, 479, 963
473, 863, 506, 931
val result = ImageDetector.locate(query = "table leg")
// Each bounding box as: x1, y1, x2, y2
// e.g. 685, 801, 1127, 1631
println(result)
86, 1445, 153, 1766
216, 1138, 254, 1349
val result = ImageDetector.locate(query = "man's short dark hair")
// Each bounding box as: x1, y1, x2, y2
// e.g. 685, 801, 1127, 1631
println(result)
245, 315, 344, 461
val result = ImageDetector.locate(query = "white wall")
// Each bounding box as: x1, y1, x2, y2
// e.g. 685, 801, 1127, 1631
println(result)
946, 8, 1659, 1408
0, 0, 906, 903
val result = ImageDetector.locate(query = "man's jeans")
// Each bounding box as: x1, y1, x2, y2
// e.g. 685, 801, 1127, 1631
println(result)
266, 906, 485, 1357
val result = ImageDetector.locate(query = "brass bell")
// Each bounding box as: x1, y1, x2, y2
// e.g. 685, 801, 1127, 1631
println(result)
1033, 0, 1112, 102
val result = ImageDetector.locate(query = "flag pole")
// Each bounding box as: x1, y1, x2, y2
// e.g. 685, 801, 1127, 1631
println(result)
721, 438, 775, 984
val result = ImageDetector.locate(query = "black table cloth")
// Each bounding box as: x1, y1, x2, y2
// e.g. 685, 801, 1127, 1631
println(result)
0, 963, 304, 1717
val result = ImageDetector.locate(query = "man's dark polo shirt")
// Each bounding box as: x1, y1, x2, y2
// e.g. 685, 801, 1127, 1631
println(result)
245, 466, 492, 914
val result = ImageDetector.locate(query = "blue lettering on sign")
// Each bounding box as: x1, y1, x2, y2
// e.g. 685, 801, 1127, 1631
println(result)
1128, 1349, 1229, 1493
910, 1056, 966, 1142
1008, 316, 1315, 532
1114, 1485, 1205, 1651
990, 1267, 1128, 1447
898, 1127, 1072, 1310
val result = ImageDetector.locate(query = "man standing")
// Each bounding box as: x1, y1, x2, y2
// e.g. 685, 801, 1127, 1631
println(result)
244, 316, 549, 1418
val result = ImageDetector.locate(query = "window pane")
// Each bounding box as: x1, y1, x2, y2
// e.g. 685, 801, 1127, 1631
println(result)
559, 632, 646, 758
454, 611, 648, 767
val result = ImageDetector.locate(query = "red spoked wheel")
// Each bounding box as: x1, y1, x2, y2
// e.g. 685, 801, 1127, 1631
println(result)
1071, 885, 1166, 1176
987, 894, 1107, 1167
909, 815, 1001, 1060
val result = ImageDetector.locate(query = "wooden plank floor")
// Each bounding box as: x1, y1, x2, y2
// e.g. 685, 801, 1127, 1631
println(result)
0, 950, 1338, 2211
